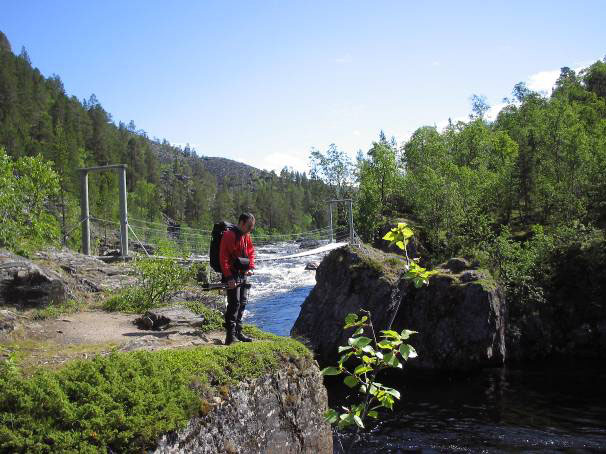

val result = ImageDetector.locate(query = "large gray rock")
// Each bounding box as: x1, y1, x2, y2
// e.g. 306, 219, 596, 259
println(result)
33, 249, 136, 293
134, 306, 205, 331
291, 245, 506, 372
292, 246, 401, 368
0, 250, 69, 307
394, 268, 506, 371
154, 357, 332, 453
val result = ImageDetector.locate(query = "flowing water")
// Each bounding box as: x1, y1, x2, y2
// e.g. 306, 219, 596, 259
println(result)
243, 241, 321, 336
243, 242, 606, 453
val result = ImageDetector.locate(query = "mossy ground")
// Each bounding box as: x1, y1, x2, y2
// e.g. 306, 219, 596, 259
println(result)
0, 327, 310, 453
348, 244, 409, 284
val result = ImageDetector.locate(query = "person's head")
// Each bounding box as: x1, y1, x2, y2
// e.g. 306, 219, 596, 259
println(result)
238, 212, 255, 234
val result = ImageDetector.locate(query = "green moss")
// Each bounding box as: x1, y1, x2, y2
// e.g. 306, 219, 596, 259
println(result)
350, 245, 406, 284
0, 336, 311, 453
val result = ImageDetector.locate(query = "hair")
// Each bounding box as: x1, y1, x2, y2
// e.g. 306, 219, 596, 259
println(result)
238, 212, 255, 224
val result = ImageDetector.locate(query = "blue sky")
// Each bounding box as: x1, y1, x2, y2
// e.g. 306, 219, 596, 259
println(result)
2, 1, 605, 172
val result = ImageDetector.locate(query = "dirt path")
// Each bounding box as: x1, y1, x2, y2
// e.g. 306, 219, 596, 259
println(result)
1, 310, 226, 371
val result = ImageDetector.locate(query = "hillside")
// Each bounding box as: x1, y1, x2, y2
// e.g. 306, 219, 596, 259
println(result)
0, 30, 332, 248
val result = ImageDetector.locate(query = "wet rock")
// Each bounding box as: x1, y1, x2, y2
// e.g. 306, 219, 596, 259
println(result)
134, 306, 205, 331
154, 357, 332, 453
299, 239, 321, 250
305, 261, 319, 271
0, 250, 69, 307
292, 245, 506, 372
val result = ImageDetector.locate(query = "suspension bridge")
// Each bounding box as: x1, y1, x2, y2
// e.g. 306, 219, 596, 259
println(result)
88, 215, 354, 263
69, 164, 359, 263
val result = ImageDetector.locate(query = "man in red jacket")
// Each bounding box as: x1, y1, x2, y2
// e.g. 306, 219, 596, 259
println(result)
220, 212, 256, 345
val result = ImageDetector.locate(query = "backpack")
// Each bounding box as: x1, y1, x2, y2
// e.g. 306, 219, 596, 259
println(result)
209, 221, 242, 273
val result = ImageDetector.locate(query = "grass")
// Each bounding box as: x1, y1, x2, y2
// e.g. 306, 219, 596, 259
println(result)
0, 335, 311, 453
31, 300, 86, 321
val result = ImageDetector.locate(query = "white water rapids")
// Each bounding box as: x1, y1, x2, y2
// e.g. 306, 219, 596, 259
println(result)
240, 241, 343, 336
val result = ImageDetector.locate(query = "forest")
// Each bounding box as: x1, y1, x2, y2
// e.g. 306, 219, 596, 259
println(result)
0, 30, 336, 255
1, 25, 605, 302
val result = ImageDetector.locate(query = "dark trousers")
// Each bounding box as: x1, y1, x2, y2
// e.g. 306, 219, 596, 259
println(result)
224, 276, 248, 331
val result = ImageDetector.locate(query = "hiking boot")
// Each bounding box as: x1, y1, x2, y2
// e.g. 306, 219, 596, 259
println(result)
235, 327, 253, 342
225, 328, 237, 345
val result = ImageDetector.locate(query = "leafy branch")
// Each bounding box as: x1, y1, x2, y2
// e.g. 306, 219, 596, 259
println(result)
322, 311, 417, 429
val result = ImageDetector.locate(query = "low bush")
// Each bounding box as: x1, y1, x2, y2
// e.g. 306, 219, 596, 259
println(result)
103, 257, 193, 313
0, 337, 310, 453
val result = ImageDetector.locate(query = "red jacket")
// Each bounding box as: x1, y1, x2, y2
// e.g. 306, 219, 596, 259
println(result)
219, 229, 255, 279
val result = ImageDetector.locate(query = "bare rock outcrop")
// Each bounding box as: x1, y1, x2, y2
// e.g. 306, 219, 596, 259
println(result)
0, 250, 69, 307
154, 357, 332, 454
291, 246, 506, 373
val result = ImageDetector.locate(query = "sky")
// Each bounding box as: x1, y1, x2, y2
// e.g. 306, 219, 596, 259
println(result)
2, 1, 605, 172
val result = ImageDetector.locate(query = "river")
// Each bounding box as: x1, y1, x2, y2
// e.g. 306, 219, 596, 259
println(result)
245, 242, 606, 453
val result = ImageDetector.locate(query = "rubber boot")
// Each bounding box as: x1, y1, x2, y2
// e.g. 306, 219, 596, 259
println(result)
235, 326, 253, 342
224, 325, 237, 345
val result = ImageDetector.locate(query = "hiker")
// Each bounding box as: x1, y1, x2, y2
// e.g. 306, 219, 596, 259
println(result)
219, 212, 256, 345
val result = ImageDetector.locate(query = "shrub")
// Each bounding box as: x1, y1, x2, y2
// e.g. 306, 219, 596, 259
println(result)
0, 338, 310, 453
0, 148, 60, 255
103, 257, 193, 313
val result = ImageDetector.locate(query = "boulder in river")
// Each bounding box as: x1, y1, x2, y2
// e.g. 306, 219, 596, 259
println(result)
299, 239, 321, 250
291, 245, 506, 373
305, 261, 319, 271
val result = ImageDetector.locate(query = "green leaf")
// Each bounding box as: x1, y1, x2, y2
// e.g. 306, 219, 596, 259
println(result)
375, 351, 383, 359
380, 330, 401, 339
377, 340, 393, 350
367, 410, 379, 419
361, 345, 376, 355
351, 336, 373, 349
382, 231, 395, 241
385, 387, 401, 399
338, 345, 352, 353
400, 329, 417, 340
362, 355, 375, 364
354, 364, 373, 375
344, 375, 358, 388
383, 352, 400, 368
321, 367, 342, 376
324, 408, 339, 424
354, 327, 364, 336
344, 313, 358, 325
353, 415, 365, 428
402, 227, 414, 238
399, 343, 418, 360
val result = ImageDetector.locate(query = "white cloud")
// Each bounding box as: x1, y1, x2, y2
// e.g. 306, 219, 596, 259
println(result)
526, 69, 560, 94
431, 60, 441, 67
240, 151, 310, 173
526, 63, 591, 94
335, 54, 352, 64
485, 102, 507, 122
